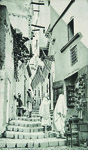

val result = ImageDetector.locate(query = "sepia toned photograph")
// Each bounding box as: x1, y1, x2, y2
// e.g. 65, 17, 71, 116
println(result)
0, 0, 88, 149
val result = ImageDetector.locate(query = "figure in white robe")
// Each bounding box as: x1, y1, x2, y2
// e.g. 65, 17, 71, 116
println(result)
27, 89, 33, 117
39, 94, 51, 131
53, 94, 66, 137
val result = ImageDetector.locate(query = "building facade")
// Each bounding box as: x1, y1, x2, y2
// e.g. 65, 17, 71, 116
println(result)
0, 5, 15, 134
30, 0, 88, 124
0, 1, 33, 135
49, 0, 88, 123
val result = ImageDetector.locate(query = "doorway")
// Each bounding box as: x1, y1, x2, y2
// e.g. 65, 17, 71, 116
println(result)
53, 80, 64, 109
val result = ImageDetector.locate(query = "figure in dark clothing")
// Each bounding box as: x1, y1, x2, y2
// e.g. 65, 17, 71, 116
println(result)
17, 93, 23, 107
14, 93, 23, 116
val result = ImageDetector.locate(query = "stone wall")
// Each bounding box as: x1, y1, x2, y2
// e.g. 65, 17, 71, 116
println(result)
0, 5, 15, 133
0, 5, 6, 69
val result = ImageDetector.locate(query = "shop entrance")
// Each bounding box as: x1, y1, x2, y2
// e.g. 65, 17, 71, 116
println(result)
65, 72, 78, 108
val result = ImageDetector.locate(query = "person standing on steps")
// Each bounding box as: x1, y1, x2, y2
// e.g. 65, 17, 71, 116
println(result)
27, 89, 33, 117
39, 93, 51, 132
53, 88, 67, 138
17, 93, 23, 107
14, 93, 23, 116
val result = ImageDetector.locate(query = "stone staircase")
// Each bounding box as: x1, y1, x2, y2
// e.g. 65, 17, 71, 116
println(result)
0, 109, 66, 149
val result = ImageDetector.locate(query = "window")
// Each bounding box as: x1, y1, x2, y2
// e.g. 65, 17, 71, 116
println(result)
48, 0, 50, 6
42, 86, 43, 99
35, 90, 36, 96
36, 40, 38, 49
68, 18, 74, 41
70, 45, 78, 66
38, 90, 40, 96
46, 84, 48, 93
52, 39, 56, 45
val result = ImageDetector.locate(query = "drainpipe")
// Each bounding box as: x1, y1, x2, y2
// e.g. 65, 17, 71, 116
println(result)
49, 0, 75, 33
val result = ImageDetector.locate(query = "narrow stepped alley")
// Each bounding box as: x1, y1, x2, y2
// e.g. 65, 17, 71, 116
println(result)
0, 109, 66, 150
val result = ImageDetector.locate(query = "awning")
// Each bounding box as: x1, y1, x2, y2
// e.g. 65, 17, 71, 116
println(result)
39, 47, 48, 58
53, 80, 64, 89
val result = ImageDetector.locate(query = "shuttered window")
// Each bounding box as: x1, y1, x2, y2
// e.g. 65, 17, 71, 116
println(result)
70, 45, 78, 65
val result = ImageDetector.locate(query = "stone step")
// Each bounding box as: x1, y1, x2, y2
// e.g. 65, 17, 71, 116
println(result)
7, 125, 43, 133
32, 111, 53, 117
32, 106, 39, 109
9, 120, 41, 127
16, 117, 40, 122
32, 109, 39, 112
31, 114, 40, 117
0, 147, 68, 150
0, 137, 66, 148
32, 111, 39, 114
5, 131, 56, 139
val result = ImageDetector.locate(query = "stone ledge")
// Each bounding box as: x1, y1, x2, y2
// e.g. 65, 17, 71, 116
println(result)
60, 32, 82, 53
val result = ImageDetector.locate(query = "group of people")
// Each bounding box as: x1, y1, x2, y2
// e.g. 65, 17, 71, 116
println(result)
14, 88, 67, 138
14, 89, 34, 117
39, 88, 66, 138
